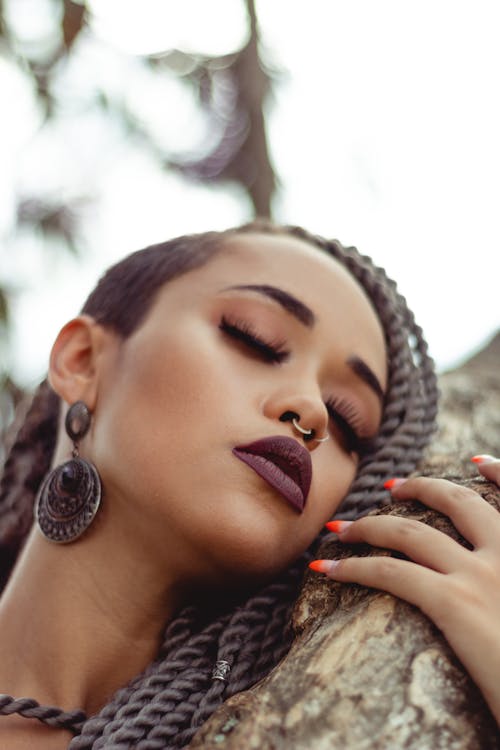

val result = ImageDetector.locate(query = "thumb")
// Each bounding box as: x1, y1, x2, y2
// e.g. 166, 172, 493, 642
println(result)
471, 455, 500, 487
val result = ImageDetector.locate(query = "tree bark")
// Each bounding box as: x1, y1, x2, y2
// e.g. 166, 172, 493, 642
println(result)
188, 333, 500, 749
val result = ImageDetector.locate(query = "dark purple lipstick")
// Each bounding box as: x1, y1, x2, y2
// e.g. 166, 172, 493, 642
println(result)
233, 436, 312, 513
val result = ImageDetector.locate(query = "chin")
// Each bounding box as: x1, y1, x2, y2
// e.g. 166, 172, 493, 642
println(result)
205, 526, 307, 589
184, 488, 315, 587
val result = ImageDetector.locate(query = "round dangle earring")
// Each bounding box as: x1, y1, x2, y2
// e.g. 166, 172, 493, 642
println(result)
36, 401, 102, 544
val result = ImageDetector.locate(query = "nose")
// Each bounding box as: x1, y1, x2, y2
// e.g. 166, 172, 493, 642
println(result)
262, 388, 330, 448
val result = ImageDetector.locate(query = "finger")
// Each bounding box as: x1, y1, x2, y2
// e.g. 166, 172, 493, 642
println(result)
309, 555, 443, 619
387, 476, 500, 549
471, 455, 500, 487
328, 515, 469, 573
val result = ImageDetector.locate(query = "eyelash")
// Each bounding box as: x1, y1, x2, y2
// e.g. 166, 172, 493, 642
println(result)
219, 316, 377, 457
219, 315, 289, 364
325, 397, 377, 457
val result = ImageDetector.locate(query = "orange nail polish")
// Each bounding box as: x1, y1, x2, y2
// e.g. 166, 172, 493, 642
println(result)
471, 455, 499, 464
308, 560, 339, 574
384, 478, 406, 490
309, 560, 328, 572
325, 520, 352, 534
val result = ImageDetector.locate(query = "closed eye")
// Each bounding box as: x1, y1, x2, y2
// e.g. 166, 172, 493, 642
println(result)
325, 398, 377, 457
219, 315, 290, 364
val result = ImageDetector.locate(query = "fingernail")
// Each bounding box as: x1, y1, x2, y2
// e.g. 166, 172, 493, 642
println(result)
325, 520, 352, 534
384, 478, 407, 490
309, 560, 340, 575
471, 455, 500, 465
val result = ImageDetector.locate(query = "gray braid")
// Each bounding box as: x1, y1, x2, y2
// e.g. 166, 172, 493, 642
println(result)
0, 694, 86, 733
0, 226, 438, 748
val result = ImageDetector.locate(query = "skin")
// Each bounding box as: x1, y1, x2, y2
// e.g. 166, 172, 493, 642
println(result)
0, 233, 388, 747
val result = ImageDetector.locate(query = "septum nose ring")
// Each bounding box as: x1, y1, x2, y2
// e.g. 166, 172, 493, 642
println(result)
291, 417, 329, 444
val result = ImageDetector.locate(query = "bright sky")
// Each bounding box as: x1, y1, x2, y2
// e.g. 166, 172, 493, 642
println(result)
1, 0, 499, 388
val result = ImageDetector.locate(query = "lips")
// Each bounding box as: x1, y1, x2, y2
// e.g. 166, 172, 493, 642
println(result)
233, 436, 312, 513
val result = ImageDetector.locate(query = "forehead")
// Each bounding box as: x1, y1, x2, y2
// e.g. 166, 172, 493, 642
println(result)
219, 232, 370, 304
153, 232, 388, 385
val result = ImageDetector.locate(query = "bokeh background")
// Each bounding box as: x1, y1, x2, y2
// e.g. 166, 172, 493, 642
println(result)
1, 0, 499, 444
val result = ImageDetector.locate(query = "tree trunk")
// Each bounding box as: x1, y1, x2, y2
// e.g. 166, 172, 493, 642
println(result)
188, 333, 500, 749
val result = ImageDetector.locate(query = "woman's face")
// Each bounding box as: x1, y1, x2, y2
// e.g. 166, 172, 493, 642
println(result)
85, 232, 387, 587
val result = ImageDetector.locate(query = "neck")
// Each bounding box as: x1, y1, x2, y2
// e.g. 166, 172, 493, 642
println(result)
0, 521, 184, 717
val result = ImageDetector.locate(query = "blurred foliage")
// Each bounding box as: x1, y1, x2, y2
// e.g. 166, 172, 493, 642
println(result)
155, 1, 277, 216
17, 198, 83, 255
0, 0, 279, 456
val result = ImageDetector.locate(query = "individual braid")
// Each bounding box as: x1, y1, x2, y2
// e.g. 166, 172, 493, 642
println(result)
0, 379, 59, 591
0, 225, 439, 748
0, 694, 86, 733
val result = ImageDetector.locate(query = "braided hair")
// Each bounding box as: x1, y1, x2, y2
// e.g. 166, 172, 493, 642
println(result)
0, 222, 438, 748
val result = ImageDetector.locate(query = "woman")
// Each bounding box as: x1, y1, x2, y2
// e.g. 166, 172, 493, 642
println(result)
0, 221, 497, 748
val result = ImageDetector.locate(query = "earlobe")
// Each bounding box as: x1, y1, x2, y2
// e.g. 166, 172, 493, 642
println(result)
48, 315, 105, 409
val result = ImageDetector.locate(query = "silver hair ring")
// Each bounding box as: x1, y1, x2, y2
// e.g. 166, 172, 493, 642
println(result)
292, 417, 329, 443
212, 660, 231, 682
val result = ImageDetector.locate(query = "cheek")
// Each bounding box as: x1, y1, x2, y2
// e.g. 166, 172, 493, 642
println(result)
307, 451, 357, 526
91, 326, 241, 510
198, 506, 304, 583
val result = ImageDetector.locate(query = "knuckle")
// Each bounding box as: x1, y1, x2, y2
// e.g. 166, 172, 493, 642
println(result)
442, 576, 466, 603
440, 578, 480, 618
449, 486, 478, 503
471, 555, 498, 589
373, 555, 398, 579
426, 584, 461, 627
395, 518, 424, 539
439, 484, 479, 514
433, 569, 489, 622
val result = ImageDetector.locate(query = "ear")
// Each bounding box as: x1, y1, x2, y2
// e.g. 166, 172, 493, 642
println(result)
48, 315, 111, 410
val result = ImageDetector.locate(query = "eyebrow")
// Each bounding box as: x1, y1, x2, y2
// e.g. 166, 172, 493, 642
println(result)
347, 356, 385, 404
221, 284, 316, 327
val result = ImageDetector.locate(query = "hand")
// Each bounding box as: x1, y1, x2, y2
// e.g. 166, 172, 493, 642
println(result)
310, 465, 500, 724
